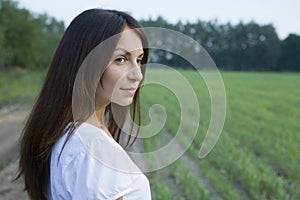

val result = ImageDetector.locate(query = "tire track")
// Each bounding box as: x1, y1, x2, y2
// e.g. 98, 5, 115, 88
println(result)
162, 127, 224, 200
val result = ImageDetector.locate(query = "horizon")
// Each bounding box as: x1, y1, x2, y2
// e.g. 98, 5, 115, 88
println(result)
16, 0, 300, 40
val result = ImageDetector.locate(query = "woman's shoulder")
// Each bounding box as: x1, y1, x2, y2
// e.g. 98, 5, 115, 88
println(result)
52, 122, 141, 173
51, 122, 115, 162
76, 122, 119, 148
77, 122, 142, 174
50, 122, 148, 199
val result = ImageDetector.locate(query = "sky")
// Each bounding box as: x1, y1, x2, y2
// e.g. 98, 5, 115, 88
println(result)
17, 0, 300, 40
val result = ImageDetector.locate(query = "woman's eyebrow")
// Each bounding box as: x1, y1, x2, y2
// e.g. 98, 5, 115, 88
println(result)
114, 48, 144, 57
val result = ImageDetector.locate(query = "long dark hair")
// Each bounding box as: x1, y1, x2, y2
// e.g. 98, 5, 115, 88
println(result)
16, 9, 148, 200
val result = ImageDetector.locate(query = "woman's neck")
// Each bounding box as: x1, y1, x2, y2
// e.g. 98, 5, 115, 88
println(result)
85, 107, 114, 139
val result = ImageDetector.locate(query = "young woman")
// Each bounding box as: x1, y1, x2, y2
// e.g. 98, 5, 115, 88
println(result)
16, 9, 151, 200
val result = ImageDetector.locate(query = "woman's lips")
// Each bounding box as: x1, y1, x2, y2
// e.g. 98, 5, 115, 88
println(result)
120, 87, 137, 95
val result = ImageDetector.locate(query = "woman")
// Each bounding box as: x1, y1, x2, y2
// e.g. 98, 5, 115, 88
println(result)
16, 9, 151, 200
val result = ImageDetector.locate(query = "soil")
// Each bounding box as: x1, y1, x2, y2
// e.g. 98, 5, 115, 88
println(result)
0, 108, 29, 199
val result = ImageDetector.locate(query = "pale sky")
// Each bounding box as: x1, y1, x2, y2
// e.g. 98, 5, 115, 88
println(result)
17, 0, 300, 40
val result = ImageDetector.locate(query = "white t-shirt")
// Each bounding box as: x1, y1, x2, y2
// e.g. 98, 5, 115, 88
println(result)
49, 122, 151, 200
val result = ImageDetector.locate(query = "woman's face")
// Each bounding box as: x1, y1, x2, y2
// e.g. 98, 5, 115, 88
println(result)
96, 27, 144, 106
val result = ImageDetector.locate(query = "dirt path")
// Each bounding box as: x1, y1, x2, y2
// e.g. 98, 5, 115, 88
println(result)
162, 128, 223, 199
0, 109, 29, 200
155, 128, 223, 199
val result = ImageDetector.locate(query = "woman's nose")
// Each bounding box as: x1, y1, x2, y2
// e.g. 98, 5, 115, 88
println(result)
128, 63, 143, 82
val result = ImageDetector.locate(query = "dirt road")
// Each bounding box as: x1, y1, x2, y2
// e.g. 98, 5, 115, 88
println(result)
0, 109, 29, 200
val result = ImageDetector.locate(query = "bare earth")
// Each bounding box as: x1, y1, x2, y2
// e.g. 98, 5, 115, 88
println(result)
0, 109, 29, 200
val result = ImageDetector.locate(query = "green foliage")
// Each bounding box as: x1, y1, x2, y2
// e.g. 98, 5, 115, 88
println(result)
0, 161, 5, 170
221, 22, 281, 70
141, 16, 298, 71
0, 0, 64, 69
278, 34, 300, 71
0, 23, 7, 66
31, 14, 64, 68
149, 178, 173, 200
0, 1, 299, 71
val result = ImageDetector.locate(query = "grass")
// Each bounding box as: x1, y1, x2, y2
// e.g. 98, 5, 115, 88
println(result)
0, 68, 299, 199
0, 68, 46, 110
140, 69, 300, 199
0, 161, 7, 171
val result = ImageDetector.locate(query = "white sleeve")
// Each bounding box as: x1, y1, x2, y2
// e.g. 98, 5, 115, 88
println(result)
61, 149, 136, 200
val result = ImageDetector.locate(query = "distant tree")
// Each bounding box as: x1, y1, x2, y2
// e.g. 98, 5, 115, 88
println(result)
140, 17, 285, 71
140, 16, 179, 67
1, 2, 298, 71
0, 0, 36, 68
31, 14, 65, 68
0, 22, 7, 67
0, 0, 64, 69
278, 34, 300, 71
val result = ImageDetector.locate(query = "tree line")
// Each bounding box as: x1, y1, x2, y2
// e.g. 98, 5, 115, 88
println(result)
140, 17, 300, 71
0, 0, 64, 69
0, 0, 299, 71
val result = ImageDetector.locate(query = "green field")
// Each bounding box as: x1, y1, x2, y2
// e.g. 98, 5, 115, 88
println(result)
0, 69, 299, 199
140, 70, 300, 200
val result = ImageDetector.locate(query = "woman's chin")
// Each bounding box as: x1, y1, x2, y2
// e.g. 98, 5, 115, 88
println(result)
112, 98, 133, 107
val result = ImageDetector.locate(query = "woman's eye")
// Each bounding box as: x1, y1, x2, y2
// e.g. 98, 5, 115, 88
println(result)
115, 57, 125, 64
137, 58, 143, 65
